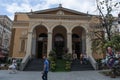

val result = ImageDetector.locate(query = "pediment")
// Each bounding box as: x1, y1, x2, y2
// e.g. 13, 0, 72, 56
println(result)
31, 6, 89, 16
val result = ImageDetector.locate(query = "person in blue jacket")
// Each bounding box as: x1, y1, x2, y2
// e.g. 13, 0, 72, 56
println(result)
42, 55, 49, 80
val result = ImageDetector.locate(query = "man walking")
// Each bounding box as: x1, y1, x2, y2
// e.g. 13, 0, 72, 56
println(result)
42, 55, 49, 80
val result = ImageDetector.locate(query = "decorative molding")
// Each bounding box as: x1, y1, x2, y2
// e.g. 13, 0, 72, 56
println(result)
57, 10, 64, 15
13, 27, 28, 28
28, 14, 91, 20
21, 30, 28, 36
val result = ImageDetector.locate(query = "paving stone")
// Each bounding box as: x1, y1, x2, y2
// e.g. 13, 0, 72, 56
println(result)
0, 70, 120, 80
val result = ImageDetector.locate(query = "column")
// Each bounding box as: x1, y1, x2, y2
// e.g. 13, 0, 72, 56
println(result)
47, 32, 52, 57
20, 32, 33, 70
67, 32, 72, 54
31, 32, 36, 57
26, 32, 33, 57
86, 34, 92, 57
82, 32, 86, 54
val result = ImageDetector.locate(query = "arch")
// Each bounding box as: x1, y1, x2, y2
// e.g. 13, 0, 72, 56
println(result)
72, 26, 86, 33
53, 25, 67, 37
31, 25, 48, 59
30, 23, 49, 32
70, 25, 87, 33
72, 26, 86, 59
52, 25, 67, 59
51, 25, 68, 33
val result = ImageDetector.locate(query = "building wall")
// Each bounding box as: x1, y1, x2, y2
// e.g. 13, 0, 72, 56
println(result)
12, 28, 28, 58
0, 15, 12, 55
14, 13, 29, 21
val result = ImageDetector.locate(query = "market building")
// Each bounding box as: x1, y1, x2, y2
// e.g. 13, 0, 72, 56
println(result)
10, 5, 101, 70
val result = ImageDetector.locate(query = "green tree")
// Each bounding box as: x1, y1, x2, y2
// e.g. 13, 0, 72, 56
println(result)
104, 35, 120, 51
96, 0, 120, 41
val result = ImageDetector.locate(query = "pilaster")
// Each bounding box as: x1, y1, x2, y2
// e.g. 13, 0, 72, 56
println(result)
67, 32, 72, 54
26, 32, 33, 57
47, 32, 52, 57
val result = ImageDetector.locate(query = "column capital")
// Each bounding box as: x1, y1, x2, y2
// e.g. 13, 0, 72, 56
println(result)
48, 32, 52, 34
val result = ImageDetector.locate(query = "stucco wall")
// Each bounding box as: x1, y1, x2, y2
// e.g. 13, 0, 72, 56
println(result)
12, 28, 28, 58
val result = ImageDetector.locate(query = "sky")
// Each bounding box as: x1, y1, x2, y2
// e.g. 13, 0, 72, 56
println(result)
0, 0, 119, 20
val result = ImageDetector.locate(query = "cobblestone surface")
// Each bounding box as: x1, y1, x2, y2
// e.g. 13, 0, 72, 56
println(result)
0, 70, 120, 80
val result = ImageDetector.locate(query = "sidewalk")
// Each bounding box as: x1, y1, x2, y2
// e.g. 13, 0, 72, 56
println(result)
0, 70, 120, 80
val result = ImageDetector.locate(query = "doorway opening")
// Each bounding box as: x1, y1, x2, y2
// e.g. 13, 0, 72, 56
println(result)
54, 34, 65, 59
37, 33, 47, 59
72, 34, 81, 59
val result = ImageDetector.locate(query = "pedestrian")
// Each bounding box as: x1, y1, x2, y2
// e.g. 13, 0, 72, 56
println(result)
42, 55, 49, 80
83, 54, 88, 64
8, 58, 17, 74
72, 50, 77, 60
106, 47, 116, 68
80, 53, 83, 64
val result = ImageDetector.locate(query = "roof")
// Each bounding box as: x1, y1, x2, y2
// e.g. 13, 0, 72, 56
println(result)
16, 5, 93, 16
32, 6, 90, 16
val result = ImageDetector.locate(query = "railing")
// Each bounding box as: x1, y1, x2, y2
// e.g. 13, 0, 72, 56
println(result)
88, 55, 98, 70
20, 54, 30, 71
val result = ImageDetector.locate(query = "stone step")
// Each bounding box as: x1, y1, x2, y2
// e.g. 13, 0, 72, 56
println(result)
71, 59, 94, 71
24, 59, 44, 71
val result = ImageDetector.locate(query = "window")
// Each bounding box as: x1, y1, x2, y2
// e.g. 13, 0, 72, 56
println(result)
19, 39, 26, 53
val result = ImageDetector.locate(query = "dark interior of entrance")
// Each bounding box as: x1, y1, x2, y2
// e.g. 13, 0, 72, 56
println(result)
72, 34, 81, 59
37, 33, 47, 59
37, 41, 43, 58
54, 34, 65, 59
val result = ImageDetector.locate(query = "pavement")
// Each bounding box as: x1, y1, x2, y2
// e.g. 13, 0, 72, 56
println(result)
0, 70, 120, 80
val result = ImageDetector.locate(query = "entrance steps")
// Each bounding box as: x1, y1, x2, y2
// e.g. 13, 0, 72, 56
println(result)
24, 58, 94, 71
71, 59, 94, 71
24, 58, 44, 71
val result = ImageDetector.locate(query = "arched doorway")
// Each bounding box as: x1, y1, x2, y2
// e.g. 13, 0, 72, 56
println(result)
54, 34, 64, 59
53, 25, 67, 59
37, 33, 47, 58
72, 27, 86, 59
33, 25, 48, 59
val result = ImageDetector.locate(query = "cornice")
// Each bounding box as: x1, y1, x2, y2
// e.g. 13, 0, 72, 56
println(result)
13, 21, 29, 26
28, 14, 92, 20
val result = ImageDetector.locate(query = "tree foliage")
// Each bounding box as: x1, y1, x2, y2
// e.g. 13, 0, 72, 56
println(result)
104, 35, 120, 51
96, 0, 120, 41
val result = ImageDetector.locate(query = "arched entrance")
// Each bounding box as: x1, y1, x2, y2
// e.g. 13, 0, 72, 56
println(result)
37, 33, 47, 58
72, 27, 86, 59
53, 25, 67, 59
32, 25, 48, 59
